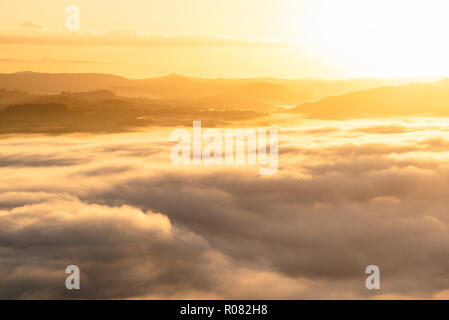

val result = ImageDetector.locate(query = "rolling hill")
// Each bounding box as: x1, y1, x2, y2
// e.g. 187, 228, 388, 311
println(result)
0, 71, 422, 101
291, 82, 449, 118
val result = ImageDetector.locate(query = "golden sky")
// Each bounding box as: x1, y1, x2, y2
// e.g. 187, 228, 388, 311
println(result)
1, 0, 449, 78
3, 0, 449, 300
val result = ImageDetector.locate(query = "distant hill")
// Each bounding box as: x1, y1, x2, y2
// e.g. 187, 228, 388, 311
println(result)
2, 103, 69, 115
226, 82, 312, 103
188, 82, 314, 112
0, 90, 119, 111
60, 90, 117, 100
0, 72, 126, 94
0, 88, 265, 134
291, 83, 449, 118
0, 89, 40, 109
0, 71, 425, 102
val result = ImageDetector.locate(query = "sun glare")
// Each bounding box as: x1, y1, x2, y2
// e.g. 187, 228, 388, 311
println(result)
300, 0, 449, 77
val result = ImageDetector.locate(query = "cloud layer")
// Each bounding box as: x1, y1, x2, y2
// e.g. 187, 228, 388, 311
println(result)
1, 118, 449, 299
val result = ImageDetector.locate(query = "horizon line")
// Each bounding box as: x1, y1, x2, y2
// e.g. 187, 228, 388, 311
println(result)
0, 70, 444, 82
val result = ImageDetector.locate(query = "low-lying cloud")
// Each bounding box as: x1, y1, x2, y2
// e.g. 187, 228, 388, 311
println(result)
1, 118, 449, 299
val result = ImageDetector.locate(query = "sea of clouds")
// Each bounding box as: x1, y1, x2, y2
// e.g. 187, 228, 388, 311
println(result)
1, 117, 449, 299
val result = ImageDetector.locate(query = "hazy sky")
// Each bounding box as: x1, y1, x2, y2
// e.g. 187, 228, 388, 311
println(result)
2, 0, 310, 40
1, 0, 449, 78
